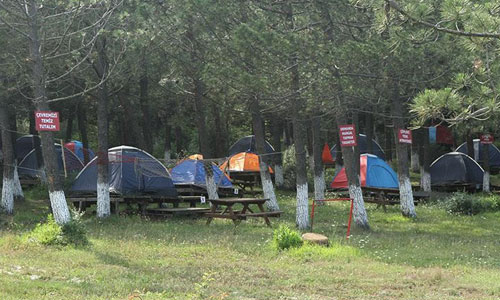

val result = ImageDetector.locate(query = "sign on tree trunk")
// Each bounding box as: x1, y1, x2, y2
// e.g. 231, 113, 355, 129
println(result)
398, 129, 412, 144
339, 124, 357, 147
35, 111, 60, 131
480, 134, 494, 144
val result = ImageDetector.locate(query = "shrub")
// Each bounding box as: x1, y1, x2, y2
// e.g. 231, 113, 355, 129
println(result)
27, 214, 63, 245
441, 192, 500, 215
273, 225, 303, 250
27, 212, 88, 247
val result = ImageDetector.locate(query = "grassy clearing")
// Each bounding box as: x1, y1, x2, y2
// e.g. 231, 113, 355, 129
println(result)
1, 191, 500, 299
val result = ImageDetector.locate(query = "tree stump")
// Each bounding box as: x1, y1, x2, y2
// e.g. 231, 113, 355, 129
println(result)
302, 233, 329, 246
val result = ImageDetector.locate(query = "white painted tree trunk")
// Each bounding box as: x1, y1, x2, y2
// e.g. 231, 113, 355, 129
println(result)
399, 176, 416, 218
295, 183, 309, 230
260, 161, 279, 211
49, 190, 71, 225
313, 173, 325, 201
13, 166, 24, 200
205, 172, 219, 200
483, 172, 490, 193
164, 150, 171, 161
421, 170, 431, 192
348, 184, 369, 229
97, 181, 110, 218
411, 151, 419, 173
1, 177, 14, 214
274, 164, 284, 188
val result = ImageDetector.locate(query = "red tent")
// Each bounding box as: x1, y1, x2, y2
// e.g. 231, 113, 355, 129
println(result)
322, 143, 334, 164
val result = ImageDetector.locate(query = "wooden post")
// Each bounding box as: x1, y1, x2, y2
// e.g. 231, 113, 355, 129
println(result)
60, 139, 67, 178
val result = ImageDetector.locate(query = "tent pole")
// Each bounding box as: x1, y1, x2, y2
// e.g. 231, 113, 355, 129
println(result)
61, 139, 67, 178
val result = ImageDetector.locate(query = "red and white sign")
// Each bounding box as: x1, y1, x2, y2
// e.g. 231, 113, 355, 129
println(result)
35, 111, 60, 131
480, 134, 494, 144
339, 124, 357, 147
398, 129, 412, 144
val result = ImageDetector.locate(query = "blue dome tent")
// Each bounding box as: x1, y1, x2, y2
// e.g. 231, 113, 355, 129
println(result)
331, 154, 398, 189
171, 159, 232, 189
15, 135, 41, 162
330, 134, 386, 161
71, 146, 177, 197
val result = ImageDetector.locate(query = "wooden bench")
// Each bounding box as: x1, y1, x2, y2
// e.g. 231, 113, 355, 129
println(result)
146, 207, 211, 217
205, 198, 280, 227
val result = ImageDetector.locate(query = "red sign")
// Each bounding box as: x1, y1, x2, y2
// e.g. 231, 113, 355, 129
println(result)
480, 134, 494, 144
398, 129, 412, 144
35, 111, 60, 131
339, 124, 357, 147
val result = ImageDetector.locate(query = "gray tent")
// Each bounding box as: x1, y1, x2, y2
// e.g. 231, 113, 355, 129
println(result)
430, 152, 484, 186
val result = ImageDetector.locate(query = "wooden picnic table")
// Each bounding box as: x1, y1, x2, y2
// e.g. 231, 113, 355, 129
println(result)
205, 197, 282, 227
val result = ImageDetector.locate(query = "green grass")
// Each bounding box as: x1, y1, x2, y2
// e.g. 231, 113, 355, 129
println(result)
1, 190, 500, 299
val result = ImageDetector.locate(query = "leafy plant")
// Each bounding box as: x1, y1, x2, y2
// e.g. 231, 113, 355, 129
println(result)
440, 192, 500, 215
26, 211, 88, 247
273, 224, 303, 251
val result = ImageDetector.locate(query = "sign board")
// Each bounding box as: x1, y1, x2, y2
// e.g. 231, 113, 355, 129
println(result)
35, 111, 60, 131
398, 129, 412, 144
339, 124, 357, 147
480, 134, 494, 144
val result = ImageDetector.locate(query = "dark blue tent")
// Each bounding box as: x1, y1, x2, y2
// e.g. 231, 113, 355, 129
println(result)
18, 144, 84, 179
430, 152, 484, 186
15, 135, 41, 162
331, 134, 386, 161
171, 159, 232, 188
228, 135, 274, 156
456, 139, 500, 169
71, 146, 177, 197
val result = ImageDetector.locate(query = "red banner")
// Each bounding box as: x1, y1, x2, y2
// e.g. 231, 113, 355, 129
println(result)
480, 134, 494, 144
339, 124, 357, 147
398, 129, 412, 144
35, 111, 60, 131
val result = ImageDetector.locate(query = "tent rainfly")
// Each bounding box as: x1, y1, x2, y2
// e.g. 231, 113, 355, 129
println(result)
171, 159, 232, 188
220, 152, 273, 174
331, 154, 398, 189
456, 139, 500, 169
228, 135, 274, 157
430, 152, 484, 186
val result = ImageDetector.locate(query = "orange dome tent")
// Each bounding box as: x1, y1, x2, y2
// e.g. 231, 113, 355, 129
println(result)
187, 154, 203, 160
220, 152, 273, 173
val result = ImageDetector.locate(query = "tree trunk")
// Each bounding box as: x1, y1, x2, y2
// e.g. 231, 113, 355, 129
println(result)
0, 105, 14, 214
410, 146, 420, 173
9, 109, 23, 200
384, 119, 393, 162
332, 125, 343, 170
94, 36, 110, 218
391, 85, 416, 218
270, 117, 284, 188
164, 122, 172, 161
27, 0, 70, 224
139, 50, 153, 154
420, 127, 431, 192
65, 105, 75, 142
175, 126, 183, 156
250, 96, 279, 211
212, 102, 226, 158
365, 113, 374, 154
77, 101, 90, 164
483, 143, 490, 192
312, 115, 325, 201
466, 131, 475, 159
336, 112, 370, 230
285, 3, 309, 230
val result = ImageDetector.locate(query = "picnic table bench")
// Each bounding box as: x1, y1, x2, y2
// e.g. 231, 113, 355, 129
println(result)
205, 197, 282, 227
174, 183, 236, 197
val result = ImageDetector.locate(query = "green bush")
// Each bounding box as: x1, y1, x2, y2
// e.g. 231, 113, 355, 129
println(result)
273, 225, 303, 250
27, 212, 88, 247
441, 192, 500, 215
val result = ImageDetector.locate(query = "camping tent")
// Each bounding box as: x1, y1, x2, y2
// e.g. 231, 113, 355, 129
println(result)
15, 135, 41, 162
64, 141, 95, 162
171, 159, 232, 188
456, 139, 500, 169
228, 135, 274, 156
18, 144, 84, 179
71, 146, 177, 197
430, 152, 484, 186
220, 152, 273, 173
330, 134, 386, 161
331, 154, 399, 189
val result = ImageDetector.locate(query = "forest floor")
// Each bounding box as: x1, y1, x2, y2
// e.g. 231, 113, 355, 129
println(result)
1, 190, 499, 300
